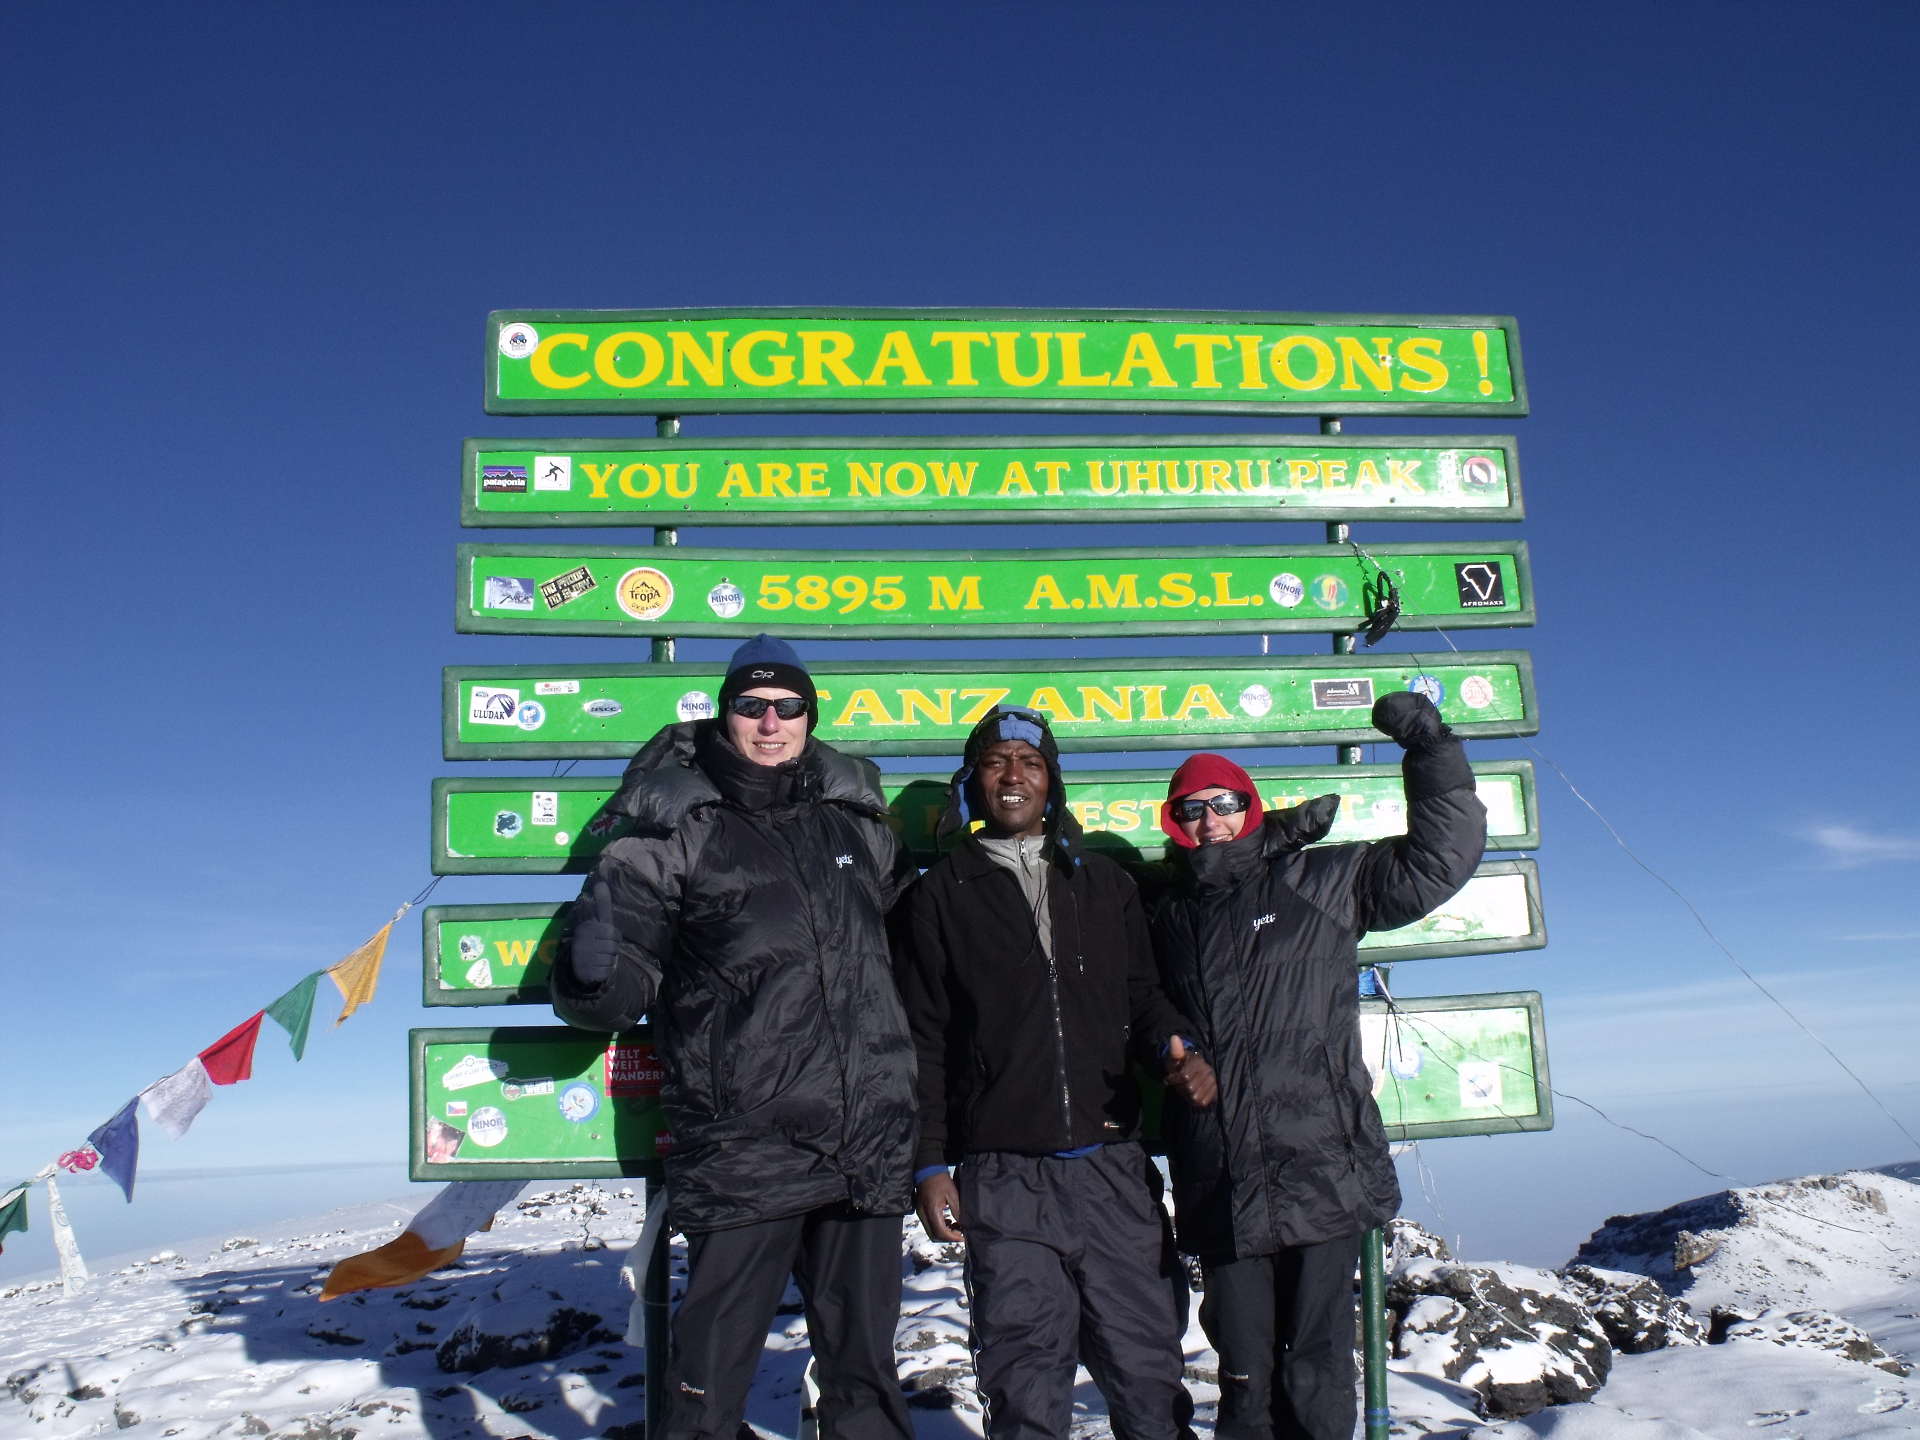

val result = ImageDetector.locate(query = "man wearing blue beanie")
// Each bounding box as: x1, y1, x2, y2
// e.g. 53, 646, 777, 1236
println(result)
552, 634, 916, 1440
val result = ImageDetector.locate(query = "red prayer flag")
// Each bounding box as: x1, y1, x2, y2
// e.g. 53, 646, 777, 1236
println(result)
198, 1012, 267, 1086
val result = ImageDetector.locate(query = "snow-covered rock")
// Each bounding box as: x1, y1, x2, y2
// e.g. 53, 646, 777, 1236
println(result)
1558, 1263, 1706, 1353
1710, 1304, 1911, 1375
1389, 1257, 1613, 1417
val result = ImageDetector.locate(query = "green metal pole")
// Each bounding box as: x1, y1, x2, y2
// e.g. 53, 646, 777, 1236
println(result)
643, 415, 679, 1436
1325, 416, 1391, 1440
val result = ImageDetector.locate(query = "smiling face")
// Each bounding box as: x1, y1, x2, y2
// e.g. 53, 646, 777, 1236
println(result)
1174, 785, 1250, 846
725, 686, 809, 767
975, 739, 1049, 838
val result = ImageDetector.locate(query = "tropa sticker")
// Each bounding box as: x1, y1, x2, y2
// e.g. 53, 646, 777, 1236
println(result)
442, 1054, 510, 1092
531, 792, 558, 826
677, 691, 715, 721
498, 323, 538, 359
483, 576, 536, 611
540, 565, 597, 611
615, 567, 675, 621
533, 455, 573, 492
707, 580, 746, 619
466, 1107, 509, 1147
1238, 684, 1273, 718
1269, 573, 1304, 608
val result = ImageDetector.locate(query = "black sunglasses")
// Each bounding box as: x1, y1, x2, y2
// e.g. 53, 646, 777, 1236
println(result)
1170, 791, 1252, 822
728, 695, 810, 720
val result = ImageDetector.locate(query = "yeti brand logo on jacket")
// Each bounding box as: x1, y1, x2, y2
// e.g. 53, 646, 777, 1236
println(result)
1251, 913, 1277, 932
835, 853, 854, 868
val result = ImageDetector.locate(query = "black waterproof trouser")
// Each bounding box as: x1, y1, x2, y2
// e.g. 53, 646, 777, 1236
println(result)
661, 1205, 912, 1440
1198, 1234, 1362, 1440
959, 1144, 1196, 1440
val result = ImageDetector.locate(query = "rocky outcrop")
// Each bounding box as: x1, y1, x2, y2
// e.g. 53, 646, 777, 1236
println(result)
1559, 1263, 1706, 1353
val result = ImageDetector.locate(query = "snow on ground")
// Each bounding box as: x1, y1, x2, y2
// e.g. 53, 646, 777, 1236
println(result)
1, 1170, 1916, 1439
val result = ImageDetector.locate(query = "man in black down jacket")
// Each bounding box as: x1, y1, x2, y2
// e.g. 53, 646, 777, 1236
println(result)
1150, 693, 1485, 1440
897, 706, 1217, 1440
551, 635, 916, 1440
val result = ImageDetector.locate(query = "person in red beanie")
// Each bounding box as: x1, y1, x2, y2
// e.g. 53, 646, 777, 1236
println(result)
1150, 694, 1486, 1440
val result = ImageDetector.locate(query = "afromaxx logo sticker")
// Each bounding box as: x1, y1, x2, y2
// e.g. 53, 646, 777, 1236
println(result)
1454, 562, 1506, 609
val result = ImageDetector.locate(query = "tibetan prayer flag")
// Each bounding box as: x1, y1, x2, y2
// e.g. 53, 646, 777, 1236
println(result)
327, 920, 394, 1025
0, 1185, 28, 1252
86, 1100, 140, 1203
266, 971, 321, 1061
140, 1058, 211, 1139
199, 1012, 266, 1085
39, 1171, 89, 1296
319, 1179, 526, 1300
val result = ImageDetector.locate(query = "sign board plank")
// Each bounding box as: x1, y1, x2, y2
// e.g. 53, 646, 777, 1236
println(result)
486, 309, 1526, 417
410, 1026, 665, 1181
430, 762, 1537, 874
421, 859, 1543, 1008
462, 434, 1522, 526
446, 653, 1538, 760
1360, 991, 1552, 1139
456, 541, 1533, 640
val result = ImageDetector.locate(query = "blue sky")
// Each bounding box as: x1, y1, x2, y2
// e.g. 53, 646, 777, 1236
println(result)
6, 0, 1919, 1276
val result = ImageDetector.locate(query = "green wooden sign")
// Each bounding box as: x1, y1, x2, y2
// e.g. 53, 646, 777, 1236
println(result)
1360, 991, 1552, 1139
445, 653, 1537, 760
410, 1026, 665, 1181
485, 309, 1525, 416
429, 761, 1536, 874
462, 434, 1522, 526
1359, 859, 1544, 960
456, 541, 1532, 639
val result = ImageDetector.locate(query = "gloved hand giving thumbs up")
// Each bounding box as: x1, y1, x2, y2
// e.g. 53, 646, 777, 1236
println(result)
564, 874, 622, 989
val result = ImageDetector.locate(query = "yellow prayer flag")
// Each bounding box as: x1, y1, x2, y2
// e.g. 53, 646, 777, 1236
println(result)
319, 1227, 475, 1301
327, 920, 394, 1025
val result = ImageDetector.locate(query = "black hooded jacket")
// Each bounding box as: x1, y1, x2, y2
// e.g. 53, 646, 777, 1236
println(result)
551, 721, 918, 1233
896, 717, 1195, 1170
1150, 742, 1486, 1258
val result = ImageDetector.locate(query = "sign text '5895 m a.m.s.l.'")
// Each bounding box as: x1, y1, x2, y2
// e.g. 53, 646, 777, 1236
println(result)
455, 542, 1532, 639
485, 309, 1525, 416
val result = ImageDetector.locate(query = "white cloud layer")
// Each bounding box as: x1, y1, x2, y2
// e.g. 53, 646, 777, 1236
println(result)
1806, 822, 1920, 867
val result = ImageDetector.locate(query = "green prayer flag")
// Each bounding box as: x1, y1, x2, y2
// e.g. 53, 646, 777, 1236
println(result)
0, 1185, 29, 1250
266, 972, 321, 1061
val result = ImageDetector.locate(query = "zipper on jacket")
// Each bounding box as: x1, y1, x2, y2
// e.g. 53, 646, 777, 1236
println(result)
1022, 836, 1075, 1146
775, 821, 856, 1168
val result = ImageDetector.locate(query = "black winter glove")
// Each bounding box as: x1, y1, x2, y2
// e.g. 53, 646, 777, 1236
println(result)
564, 875, 622, 989
1372, 692, 1472, 801
1371, 692, 1453, 751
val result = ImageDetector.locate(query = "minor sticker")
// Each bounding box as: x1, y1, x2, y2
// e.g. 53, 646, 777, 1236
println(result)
1269, 573, 1305, 608
1407, 675, 1446, 706
540, 564, 598, 611
443, 1054, 510, 1091
1309, 575, 1349, 611
677, 691, 715, 722
1238, 684, 1273, 718
1459, 675, 1495, 710
559, 1083, 600, 1123
1455, 562, 1507, 609
1458, 1061, 1503, 1109
494, 810, 523, 838
424, 1117, 466, 1164
583, 698, 624, 718
481, 464, 528, 494
614, 566, 675, 621
498, 322, 538, 358
707, 580, 746, 619
531, 792, 558, 826
501, 1078, 555, 1101
483, 576, 537, 611
468, 687, 519, 725
535, 680, 581, 696
467, 1106, 508, 1148
1311, 678, 1373, 710
463, 956, 493, 989
533, 455, 573, 492
515, 701, 547, 732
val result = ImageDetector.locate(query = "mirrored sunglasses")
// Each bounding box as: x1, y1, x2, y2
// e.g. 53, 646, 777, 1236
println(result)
728, 695, 810, 720
1170, 791, 1252, 822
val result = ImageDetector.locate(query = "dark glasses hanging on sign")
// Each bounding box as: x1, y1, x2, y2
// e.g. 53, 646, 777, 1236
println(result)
728, 695, 810, 720
1169, 791, 1253, 822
